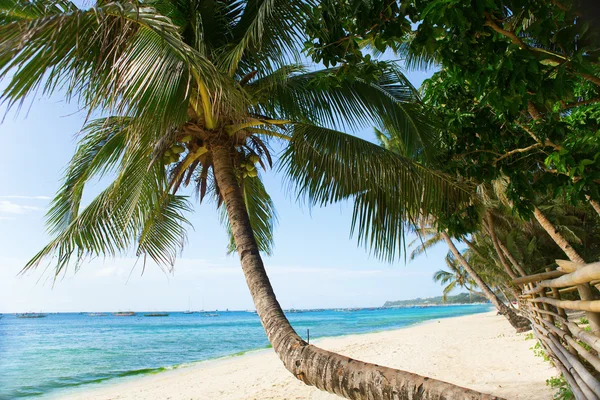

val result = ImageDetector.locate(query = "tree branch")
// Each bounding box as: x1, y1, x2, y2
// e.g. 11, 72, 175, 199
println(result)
484, 14, 600, 87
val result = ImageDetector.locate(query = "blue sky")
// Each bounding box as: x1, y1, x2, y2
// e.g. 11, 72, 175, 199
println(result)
0, 65, 458, 313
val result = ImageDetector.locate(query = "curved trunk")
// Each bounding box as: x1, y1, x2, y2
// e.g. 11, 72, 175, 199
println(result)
441, 232, 530, 333
532, 206, 600, 336
587, 196, 600, 218
463, 236, 520, 299
211, 144, 500, 400
484, 213, 518, 280
497, 241, 527, 277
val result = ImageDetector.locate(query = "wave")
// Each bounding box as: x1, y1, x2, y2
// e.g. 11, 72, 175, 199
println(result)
5, 367, 167, 398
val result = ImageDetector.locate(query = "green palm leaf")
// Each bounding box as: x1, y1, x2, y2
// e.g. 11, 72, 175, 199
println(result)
0, 1, 222, 135
280, 123, 473, 261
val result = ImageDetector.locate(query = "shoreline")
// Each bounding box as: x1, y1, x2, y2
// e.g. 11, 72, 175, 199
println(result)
50, 305, 491, 399
60, 311, 556, 400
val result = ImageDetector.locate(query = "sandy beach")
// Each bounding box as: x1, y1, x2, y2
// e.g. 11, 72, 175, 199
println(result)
63, 311, 555, 400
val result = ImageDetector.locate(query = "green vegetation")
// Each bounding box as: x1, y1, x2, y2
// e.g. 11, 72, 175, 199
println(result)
547, 376, 575, 400
2, 0, 600, 398
383, 292, 488, 308
524, 333, 534, 341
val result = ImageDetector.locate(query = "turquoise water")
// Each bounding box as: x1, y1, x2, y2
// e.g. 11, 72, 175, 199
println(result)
0, 305, 491, 399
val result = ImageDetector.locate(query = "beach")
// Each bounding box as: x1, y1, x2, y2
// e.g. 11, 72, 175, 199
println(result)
63, 311, 555, 399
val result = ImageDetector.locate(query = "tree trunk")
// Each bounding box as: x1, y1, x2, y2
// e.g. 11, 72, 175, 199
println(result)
441, 232, 530, 333
211, 144, 500, 399
587, 196, 600, 218
532, 206, 600, 336
484, 213, 518, 280
497, 240, 527, 277
463, 236, 520, 300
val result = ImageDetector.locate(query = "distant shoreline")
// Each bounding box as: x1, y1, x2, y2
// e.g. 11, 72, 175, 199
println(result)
382, 302, 489, 309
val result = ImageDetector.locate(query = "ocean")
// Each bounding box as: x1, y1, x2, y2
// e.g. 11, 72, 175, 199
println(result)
0, 304, 492, 399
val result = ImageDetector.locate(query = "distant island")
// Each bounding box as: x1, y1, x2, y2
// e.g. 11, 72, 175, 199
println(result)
383, 292, 488, 308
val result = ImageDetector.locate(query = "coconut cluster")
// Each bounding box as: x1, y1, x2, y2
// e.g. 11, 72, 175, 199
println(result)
240, 154, 259, 178
162, 135, 193, 165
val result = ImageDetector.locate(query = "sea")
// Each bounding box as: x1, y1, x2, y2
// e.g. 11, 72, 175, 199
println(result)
0, 304, 492, 399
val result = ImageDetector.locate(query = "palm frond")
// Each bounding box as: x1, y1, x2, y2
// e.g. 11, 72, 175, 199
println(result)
0, 1, 223, 136
25, 136, 191, 275
280, 123, 473, 262
220, 0, 307, 76
47, 117, 130, 235
253, 64, 440, 162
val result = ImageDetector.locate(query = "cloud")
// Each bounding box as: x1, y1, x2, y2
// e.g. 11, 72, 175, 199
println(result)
0, 200, 42, 214
0, 195, 51, 200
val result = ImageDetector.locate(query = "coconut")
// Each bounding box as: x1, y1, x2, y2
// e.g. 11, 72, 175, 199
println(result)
248, 154, 260, 164
171, 144, 185, 154
247, 169, 258, 177
180, 135, 193, 143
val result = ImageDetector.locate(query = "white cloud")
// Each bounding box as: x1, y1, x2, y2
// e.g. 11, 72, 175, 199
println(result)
0, 195, 51, 200
0, 200, 42, 214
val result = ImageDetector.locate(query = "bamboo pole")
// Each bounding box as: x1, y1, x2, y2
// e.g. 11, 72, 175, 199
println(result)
556, 259, 584, 273
533, 308, 565, 323
512, 270, 565, 285
537, 263, 600, 288
541, 334, 600, 399
564, 335, 600, 373
531, 297, 600, 313
545, 286, 579, 296
566, 322, 600, 354
537, 317, 566, 338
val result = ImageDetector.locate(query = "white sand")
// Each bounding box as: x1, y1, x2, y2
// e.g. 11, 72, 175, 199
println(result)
63, 312, 556, 400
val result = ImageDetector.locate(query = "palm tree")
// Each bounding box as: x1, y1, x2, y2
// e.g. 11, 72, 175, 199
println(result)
409, 226, 530, 332
0, 1, 485, 398
432, 253, 479, 301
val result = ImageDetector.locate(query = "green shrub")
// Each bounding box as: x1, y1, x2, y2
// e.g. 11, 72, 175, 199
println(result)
547, 375, 574, 400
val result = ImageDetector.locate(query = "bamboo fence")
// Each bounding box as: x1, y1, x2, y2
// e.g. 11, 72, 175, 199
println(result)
514, 261, 600, 400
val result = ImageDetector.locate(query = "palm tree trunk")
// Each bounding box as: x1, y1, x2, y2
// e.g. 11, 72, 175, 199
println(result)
441, 231, 530, 333
497, 241, 527, 277
587, 196, 600, 217
463, 236, 520, 299
532, 206, 585, 264
532, 206, 600, 336
211, 145, 499, 400
483, 213, 518, 280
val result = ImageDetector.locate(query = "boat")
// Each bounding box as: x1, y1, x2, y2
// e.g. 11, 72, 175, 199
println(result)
16, 313, 47, 318
183, 296, 196, 314
201, 313, 220, 317
144, 312, 169, 317
113, 311, 135, 317
88, 313, 107, 317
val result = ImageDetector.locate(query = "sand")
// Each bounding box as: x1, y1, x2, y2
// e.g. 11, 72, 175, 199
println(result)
63, 311, 556, 400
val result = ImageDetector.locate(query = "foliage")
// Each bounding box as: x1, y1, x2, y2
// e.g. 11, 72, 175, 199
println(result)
531, 341, 550, 363
0, 0, 475, 276
546, 375, 575, 400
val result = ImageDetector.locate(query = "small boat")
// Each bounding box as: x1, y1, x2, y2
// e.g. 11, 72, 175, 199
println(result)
88, 313, 108, 317
183, 310, 196, 314
113, 312, 135, 317
16, 313, 47, 318
201, 313, 220, 317
144, 312, 169, 317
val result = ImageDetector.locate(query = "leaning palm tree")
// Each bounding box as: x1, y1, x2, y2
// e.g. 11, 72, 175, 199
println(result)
409, 226, 530, 332
0, 1, 489, 398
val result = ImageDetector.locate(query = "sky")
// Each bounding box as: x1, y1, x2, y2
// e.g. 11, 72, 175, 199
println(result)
0, 62, 458, 313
